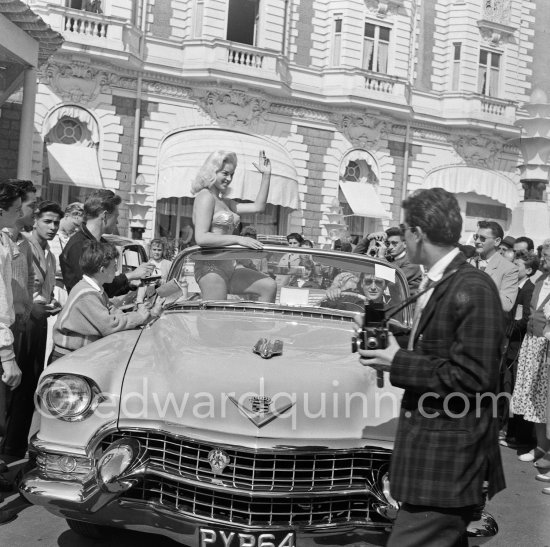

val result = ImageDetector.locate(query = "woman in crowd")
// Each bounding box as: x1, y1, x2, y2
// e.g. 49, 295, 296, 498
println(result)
511, 240, 550, 468
192, 150, 276, 302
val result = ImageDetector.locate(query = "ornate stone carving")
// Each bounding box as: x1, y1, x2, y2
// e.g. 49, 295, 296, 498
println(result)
335, 114, 388, 148
483, 0, 511, 25
198, 90, 270, 128
269, 103, 331, 122
39, 61, 110, 103
449, 133, 504, 168
364, 0, 402, 17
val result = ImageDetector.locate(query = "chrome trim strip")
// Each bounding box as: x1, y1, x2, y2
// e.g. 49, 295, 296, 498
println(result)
144, 464, 373, 498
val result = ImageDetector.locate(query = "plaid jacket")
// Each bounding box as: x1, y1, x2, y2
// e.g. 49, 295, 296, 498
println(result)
389, 252, 506, 507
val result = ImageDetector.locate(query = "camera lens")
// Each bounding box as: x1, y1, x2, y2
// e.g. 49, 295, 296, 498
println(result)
366, 337, 379, 349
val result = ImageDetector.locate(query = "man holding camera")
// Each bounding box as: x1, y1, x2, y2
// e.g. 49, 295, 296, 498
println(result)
357, 188, 505, 547
354, 226, 422, 292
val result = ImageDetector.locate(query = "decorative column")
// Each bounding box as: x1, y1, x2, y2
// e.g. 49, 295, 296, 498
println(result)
127, 174, 152, 239
508, 89, 550, 245
17, 68, 37, 179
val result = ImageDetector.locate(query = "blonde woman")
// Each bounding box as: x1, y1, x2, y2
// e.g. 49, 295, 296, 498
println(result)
192, 150, 277, 302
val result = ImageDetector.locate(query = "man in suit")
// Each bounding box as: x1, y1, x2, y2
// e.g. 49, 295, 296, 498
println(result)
357, 188, 505, 547
472, 220, 518, 312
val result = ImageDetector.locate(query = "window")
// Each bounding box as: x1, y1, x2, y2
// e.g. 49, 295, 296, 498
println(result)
331, 17, 342, 66
363, 23, 390, 73
67, 0, 102, 13
54, 118, 84, 144
193, 0, 204, 38
226, 0, 259, 45
451, 43, 461, 91
339, 159, 379, 238
478, 49, 501, 96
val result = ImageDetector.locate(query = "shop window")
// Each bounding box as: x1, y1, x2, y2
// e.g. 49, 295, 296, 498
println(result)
465, 201, 507, 221
226, 0, 259, 45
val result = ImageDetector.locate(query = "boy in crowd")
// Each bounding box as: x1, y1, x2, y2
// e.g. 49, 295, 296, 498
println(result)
1, 180, 37, 463
4, 201, 64, 461
148, 239, 172, 284
51, 241, 157, 361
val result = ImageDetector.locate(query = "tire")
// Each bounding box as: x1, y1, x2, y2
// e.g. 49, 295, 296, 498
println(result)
66, 518, 110, 540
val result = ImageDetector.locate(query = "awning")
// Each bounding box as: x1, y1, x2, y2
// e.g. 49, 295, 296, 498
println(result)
339, 180, 389, 218
424, 166, 521, 210
46, 143, 103, 188
157, 129, 300, 209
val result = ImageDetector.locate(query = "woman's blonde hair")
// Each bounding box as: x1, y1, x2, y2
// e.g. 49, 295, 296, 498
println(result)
191, 150, 238, 194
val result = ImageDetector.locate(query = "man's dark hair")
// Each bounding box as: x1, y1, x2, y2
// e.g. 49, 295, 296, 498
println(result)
80, 240, 118, 275
459, 244, 476, 259
477, 220, 504, 240
84, 189, 121, 219
0, 179, 24, 210
34, 200, 64, 219
286, 232, 304, 244
402, 188, 462, 246
385, 226, 404, 239
6, 179, 36, 200
514, 236, 534, 251
340, 242, 353, 253
515, 250, 539, 276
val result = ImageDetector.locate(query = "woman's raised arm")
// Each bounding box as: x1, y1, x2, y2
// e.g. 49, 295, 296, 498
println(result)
235, 151, 271, 215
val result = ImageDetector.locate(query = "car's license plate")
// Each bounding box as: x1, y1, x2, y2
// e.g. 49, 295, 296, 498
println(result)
199, 527, 296, 547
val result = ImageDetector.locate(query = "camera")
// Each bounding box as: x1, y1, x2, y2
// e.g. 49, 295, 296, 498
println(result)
352, 302, 389, 352
366, 236, 386, 258
352, 302, 389, 388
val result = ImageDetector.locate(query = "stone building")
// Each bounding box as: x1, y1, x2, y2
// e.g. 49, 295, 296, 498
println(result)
0, 1, 62, 180
18, 0, 550, 244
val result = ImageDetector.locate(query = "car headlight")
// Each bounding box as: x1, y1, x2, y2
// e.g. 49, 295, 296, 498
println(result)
37, 374, 103, 421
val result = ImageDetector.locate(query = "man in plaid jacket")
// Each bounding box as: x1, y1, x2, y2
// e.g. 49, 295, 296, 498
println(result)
358, 187, 505, 546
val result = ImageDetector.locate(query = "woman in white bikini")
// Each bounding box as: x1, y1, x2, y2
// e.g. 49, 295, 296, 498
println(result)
192, 150, 277, 302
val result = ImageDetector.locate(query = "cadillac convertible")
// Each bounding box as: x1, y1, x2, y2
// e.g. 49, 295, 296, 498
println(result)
20, 246, 497, 546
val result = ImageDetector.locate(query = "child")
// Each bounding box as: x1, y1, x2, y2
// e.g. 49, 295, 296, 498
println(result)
148, 238, 172, 284
50, 241, 155, 362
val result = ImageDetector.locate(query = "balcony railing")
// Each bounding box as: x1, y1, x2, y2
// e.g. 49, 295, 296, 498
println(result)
181, 40, 289, 89
31, 5, 141, 59
64, 12, 108, 38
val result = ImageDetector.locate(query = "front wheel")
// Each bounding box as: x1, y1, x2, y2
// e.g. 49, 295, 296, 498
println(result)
66, 518, 111, 540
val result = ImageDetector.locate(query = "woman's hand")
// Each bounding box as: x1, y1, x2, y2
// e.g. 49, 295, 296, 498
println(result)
252, 150, 271, 176
239, 236, 264, 250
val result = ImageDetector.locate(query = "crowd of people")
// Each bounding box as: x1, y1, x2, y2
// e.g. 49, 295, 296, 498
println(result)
1, 149, 550, 539
0, 180, 173, 523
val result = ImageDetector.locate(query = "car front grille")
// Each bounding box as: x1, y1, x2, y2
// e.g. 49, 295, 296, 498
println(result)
100, 430, 389, 493
100, 430, 391, 527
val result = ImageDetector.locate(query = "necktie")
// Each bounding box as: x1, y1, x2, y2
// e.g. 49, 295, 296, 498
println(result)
408, 275, 435, 350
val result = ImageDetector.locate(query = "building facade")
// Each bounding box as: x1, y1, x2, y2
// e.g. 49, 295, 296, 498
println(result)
21, 0, 550, 245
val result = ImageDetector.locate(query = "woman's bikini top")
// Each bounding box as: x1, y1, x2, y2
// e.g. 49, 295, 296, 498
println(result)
211, 209, 240, 234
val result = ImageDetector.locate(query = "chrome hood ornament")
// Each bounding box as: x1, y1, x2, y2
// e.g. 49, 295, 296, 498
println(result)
207, 449, 231, 475
253, 338, 283, 359
229, 395, 294, 428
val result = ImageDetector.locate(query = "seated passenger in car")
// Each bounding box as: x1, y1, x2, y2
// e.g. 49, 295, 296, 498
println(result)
320, 273, 388, 310
50, 241, 157, 363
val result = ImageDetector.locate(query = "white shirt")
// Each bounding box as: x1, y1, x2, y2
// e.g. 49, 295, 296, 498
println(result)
418, 247, 461, 310
82, 275, 102, 292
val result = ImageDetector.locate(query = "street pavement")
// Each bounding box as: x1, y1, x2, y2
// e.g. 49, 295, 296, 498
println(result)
0, 446, 548, 547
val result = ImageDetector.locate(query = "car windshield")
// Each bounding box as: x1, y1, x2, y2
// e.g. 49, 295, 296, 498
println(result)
168, 247, 409, 324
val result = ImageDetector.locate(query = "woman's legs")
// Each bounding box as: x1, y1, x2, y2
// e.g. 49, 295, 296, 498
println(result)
231, 268, 277, 302
197, 272, 229, 300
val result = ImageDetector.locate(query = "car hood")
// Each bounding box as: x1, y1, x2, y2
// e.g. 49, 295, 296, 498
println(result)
119, 310, 402, 448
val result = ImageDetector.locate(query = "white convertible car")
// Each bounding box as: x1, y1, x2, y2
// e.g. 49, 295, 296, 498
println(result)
20, 245, 497, 546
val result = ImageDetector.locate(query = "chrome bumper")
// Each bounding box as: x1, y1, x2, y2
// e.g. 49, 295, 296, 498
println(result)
20, 470, 498, 547
20, 469, 389, 546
